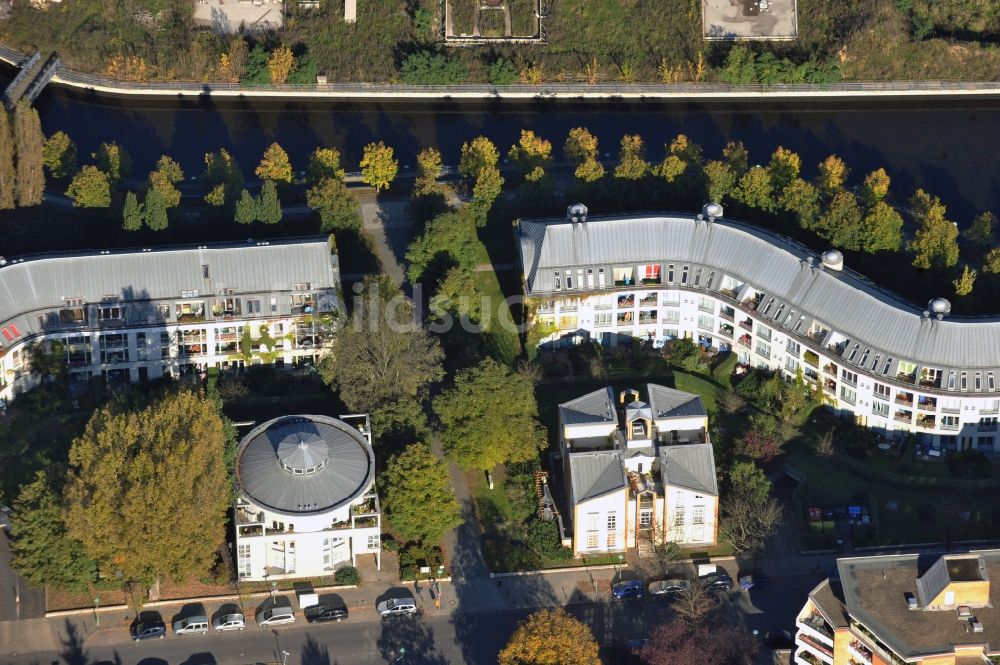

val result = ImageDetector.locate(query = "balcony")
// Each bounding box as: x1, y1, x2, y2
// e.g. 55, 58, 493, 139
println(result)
236, 505, 264, 525
982, 405, 1000, 415
916, 415, 936, 429
738, 334, 751, 348
638, 311, 657, 325
697, 302, 714, 314
919, 373, 942, 389
617, 295, 635, 309
639, 294, 657, 307
917, 396, 937, 411
718, 324, 734, 338
824, 363, 838, 376
941, 420, 960, 431
797, 615, 833, 642
824, 380, 836, 394
738, 319, 753, 333
719, 307, 735, 322
941, 405, 961, 414
849, 641, 873, 665
796, 634, 834, 663
896, 371, 916, 385
827, 340, 848, 356
804, 351, 819, 368
795, 654, 823, 665
808, 330, 828, 344
894, 410, 913, 424
895, 393, 914, 407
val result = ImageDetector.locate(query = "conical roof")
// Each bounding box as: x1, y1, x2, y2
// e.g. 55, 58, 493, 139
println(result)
276, 429, 329, 473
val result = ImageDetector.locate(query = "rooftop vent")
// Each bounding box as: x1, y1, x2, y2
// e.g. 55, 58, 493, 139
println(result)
928, 298, 951, 320
971, 619, 984, 634
906, 593, 918, 610
702, 202, 723, 220
821, 250, 844, 271
567, 203, 588, 225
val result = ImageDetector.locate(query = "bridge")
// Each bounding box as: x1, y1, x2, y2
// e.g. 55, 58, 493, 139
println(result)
1, 50, 60, 110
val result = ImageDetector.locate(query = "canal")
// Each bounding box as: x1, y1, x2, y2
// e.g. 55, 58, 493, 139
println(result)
33, 87, 1000, 222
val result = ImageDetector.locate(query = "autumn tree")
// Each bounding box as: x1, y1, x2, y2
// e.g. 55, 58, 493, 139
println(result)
147, 155, 184, 208
258, 180, 282, 223
382, 443, 462, 544
469, 164, 504, 226
766, 146, 801, 192
360, 141, 398, 191
704, 160, 736, 203
104, 54, 151, 82
816, 154, 849, 198
217, 37, 248, 83
13, 101, 44, 206
435, 357, 546, 471
0, 111, 14, 209
639, 616, 755, 665
256, 142, 293, 183
499, 609, 600, 665
614, 134, 649, 179
9, 471, 96, 592
414, 147, 443, 195
953, 264, 977, 297
65, 391, 230, 585
202, 148, 243, 209
964, 211, 996, 248
144, 188, 169, 231
42, 130, 77, 179
722, 140, 749, 176
719, 462, 781, 555
66, 166, 111, 208
267, 46, 296, 84
817, 190, 863, 249
734, 166, 774, 211
984, 247, 1000, 274
860, 168, 891, 207
908, 189, 959, 269
122, 191, 144, 231
564, 127, 604, 182
93, 141, 131, 183
779, 178, 820, 229
508, 129, 551, 182
458, 136, 500, 178
307, 176, 359, 232
307, 147, 345, 183
859, 200, 903, 252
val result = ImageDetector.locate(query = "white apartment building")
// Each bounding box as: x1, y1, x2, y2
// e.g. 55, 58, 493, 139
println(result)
0, 236, 341, 405
234, 413, 381, 581
519, 205, 1000, 454
559, 384, 719, 556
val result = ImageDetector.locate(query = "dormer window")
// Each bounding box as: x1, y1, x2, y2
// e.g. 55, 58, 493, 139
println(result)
554, 270, 561, 290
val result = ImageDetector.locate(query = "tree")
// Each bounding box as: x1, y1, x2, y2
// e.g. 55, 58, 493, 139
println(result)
639, 616, 755, 665
267, 46, 296, 84
414, 147, 443, 196
722, 140, 749, 176
964, 211, 997, 248
704, 160, 735, 203
202, 148, 243, 209
719, 462, 781, 555
672, 584, 717, 625
431, 266, 482, 324
953, 264, 977, 296
498, 609, 600, 665
147, 155, 184, 208
400, 50, 468, 85
406, 210, 481, 283
766, 146, 801, 191
984, 247, 1000, 274
307, 147, 345, 183
0, 111, 14, 209
908, 189, 959, 269
319, 274, 444, 411
859, 200, 903, 252
9, 471, 96, 592
458, 136, 499, 179
779, 178, 820, 229
564, 127, 604, 182
42, 130, 77, 180
733, 166, 774, 211
734, 430, 781, 463
816, 155, 849, 198
360, 141, 398, 191
307, 177, 360, 232
144, 188, 169, 231
488, 58, 518, 86
66, 166, 111, 208
434, 358, 547, 471
93, 141, 131, 183
13, 101, 44, 206
817, 190, 863, 249
255, 142, 293, 183
234, 188, 257, 224
217, 37, 248, 83
470, 165, 504, 227
122, 191, 144, 231
614, 134, 649, 179
860, 168, 891, 207
382, 443, 462, 544
64, 391, 230, 585
508, 130, 551, 182
258, 180, 282, 223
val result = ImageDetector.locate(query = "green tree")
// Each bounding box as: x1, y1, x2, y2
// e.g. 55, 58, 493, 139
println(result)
779, 178, 820, 229
147, 155, 184, 208
144, 188, 169, 231
234, 188, 257, 224
859, 200, 903, 252
258, 180, 282, 224
499, 609, 601, 665
400, 50, 468, 85
66, 166, 111, 208
406, 210, 481, 283
719, 45, 758, 84
13, 101, 44, 206
122, 191, 144, 231
27, 339, 67, 380
9, 471, 96, 592
564, 127, 604, 182
307, 147, 345, 183
414, 147, 443, 196
202, 148, 243, 209
458, 136, 499, 179
65, 391, 230, 585
964, 211, 997, 249
723, 140, 749, 177
704, 160, 736, 203
42, 130, 77, 180
307, 177, 360, 232
766, 146, 801, 192
431, 266, 482, 324
734, 166, 774, 211
360, 141, 398, 191
508, 129, 552, 182
470, 165, 504, 227
319, 275, 444, 411
816, 154, 849, 198
953, 264, 977, 296
488, 58, 518, 86
382, 443, 462, 544
719, 462, 781, 555
818, 191, 863, 249
860, 168, 891, 207
0, 111, 14, 209
92, 141, 131, 183
908, 189, 959, 269
434, 358, 546, 471
984, 247, 1000, 274
614, 134, 649, 179
255, 142, 293, 183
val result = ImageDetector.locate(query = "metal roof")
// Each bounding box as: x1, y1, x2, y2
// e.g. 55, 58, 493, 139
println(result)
518, 213, 1000, 370
646, 384, 707, 419
558, 387, 617, 427
660, 442, 718, 496
570, 452, 627, 502
236, 415, 375, 517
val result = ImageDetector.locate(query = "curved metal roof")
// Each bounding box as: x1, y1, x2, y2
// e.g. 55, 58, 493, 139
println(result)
236, 415, 374, 516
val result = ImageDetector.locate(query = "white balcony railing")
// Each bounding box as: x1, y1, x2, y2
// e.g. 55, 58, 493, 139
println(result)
796, 619, 834, 647
796, 635, 834, 664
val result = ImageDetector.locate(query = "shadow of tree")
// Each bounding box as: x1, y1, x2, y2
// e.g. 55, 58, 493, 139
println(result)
302, 634, 340, 665
59, 618, 89, 665
376, 614, 450, 664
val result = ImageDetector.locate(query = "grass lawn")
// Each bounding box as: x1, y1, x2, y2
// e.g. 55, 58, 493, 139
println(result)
449, 0, 479, 35
475, 267, 523, 364
479, 9, 506, 37
509, 0, 538, 36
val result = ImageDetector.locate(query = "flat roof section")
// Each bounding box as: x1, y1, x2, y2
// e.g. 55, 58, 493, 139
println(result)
703, 0, 798, 40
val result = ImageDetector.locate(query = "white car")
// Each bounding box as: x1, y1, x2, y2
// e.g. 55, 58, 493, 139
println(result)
377, 595, 417, 618
212, 613, 246, 631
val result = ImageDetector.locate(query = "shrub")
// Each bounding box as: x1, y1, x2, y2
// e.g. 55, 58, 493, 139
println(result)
526, 519, 572, 561
334, 566, 360, 585
948, 450, 990, 479
400, 50, 468, 85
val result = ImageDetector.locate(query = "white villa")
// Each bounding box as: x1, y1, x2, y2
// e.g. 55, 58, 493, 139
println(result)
234, 413, 381, 581
558, 384, 719, 556
519, 205, 1000, 454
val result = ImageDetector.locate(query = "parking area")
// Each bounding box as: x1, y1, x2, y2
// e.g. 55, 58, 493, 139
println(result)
702, 0, 798, 40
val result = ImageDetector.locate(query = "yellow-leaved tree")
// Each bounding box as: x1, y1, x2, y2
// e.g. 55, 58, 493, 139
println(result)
498, 608, 601, 665
267, 46, 296, 84
256, 142, 293, 183
359, 141, 398, 191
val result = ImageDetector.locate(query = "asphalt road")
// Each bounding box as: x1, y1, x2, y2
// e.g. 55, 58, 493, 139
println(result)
0, 532, 44, 623
1, 575, 822, 665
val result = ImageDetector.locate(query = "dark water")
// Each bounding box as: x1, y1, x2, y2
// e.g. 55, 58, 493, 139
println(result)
31, 84, 1000, 221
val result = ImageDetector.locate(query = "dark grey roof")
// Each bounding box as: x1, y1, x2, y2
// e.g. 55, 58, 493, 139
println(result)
559, 387, 617, 427
236, 415, 374, 516
660, 442, 718, 496
646, 383, 707, 419
518, 213, 1000, 370
569, 452, 626, 502
808, 578, 850, 628
915, 555, 951, 608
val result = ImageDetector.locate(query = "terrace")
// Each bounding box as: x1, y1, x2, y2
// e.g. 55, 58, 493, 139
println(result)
895, 392, 914, 407
739, 318, 753, 332
738, 334, 752, 348
719, 305, 735, 322
718, 323, 734, 338
916, 415, 936, 429
804, 350, 819, 368
893, 409, 913, 424
917, 396, 937, 411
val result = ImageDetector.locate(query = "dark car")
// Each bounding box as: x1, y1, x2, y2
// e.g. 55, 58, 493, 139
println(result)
698, 567, 733, 592
305, 603, 349, 623
611, 578, 644, 599
647, 579, 691, 597
738, 572, 770, 591
131, 618, 166, 642
764, 630, 795, 650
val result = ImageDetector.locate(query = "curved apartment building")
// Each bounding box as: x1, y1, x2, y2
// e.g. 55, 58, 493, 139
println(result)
518, 206, 1000, 453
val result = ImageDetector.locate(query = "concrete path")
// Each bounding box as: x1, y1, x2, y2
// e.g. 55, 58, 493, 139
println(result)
359, 194, 413, 289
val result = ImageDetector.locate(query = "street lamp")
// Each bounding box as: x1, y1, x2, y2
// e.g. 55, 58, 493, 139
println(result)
271, 580, 278, 598
94, 596, 100, 627
395, 647, 407, 662
617, 553, 624, 574
281, 650, 290, 665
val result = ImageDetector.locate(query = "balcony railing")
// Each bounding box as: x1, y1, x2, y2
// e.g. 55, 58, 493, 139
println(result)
917, 398, 937, 411
797, 634, 834, 661
738, 319, 753, 332
896, 372, 916, 385
804, 352, 819, 368
895, 395, 914, 407
916, 416, 936, 429
797, 615, 833, 640
894, 411, 913, 423
717, 325, 733, 338
849, 641, 873, 665
941, 421, 960, 431
982, 406, 1000, 415
738, 334, 752, 347
719, 308, 735, 322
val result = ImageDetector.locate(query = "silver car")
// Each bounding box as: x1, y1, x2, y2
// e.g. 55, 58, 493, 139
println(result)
647, 579, 691, 597
212, 613, 246, 631
377, 595, 417, 618
256, 600, 295, 627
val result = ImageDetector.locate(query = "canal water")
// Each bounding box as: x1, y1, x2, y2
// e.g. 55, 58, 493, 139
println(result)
33, 86, 1000, 221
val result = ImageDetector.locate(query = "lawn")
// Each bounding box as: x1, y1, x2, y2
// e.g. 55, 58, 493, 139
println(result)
479, 9, 506, 37
448, 0, 479, 36
509, 0, 538, 36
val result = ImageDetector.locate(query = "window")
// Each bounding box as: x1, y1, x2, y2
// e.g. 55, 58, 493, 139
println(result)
859, 349, 870, 367
247, 299, 261, 315
1, 324, 21, 341
872, 401, 889, 417
293, 282, 311, 291
694, 268, 702, 287
577, 269, 584, 289
554, 270, 561, 290
594, 312, 612, 327
842, 369, 858, 386
639, 264, 661, 283
202, 264, 210, 279
707, 271, 716, 288
755, 341, 771, 359
990, 373, 996, 391
757, 325, 772, 342
613, 267, 634, 286
697, 314, 713, 330
98, 305, 124, 321
586, 532, 598, 549
181, 289, 200, 298
785, 357, 799, 373
565, 270, 573, 289
840, 386, 857, 405
587, 269, 594, 287
874, 383, 890, 398
786, 340, 801, 356
587, 513, 598, 529
667, 264, 675, 283
157, 304, 171, 320
692, 506, 705, 525
882, 358, 892, 376
948, 372, 957, 390
680, 265, 689, 284
238, 544, 252, 579
270, 297, 278, 314
598, 268, 606, 288
674, 506, 685, 528
976, 373, 983, 391
607, 512, 617, 531
639, 509, 653, 528
962, 372, 968, 391
367, 534, 380, 549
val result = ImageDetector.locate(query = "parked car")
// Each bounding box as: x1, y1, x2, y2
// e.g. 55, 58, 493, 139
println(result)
131, 616, 166, 642
611, 578, 644, 600
256, 598, 295, 627
305, 603, 349, 623
173, 615, 209, 636
697, 564, 733, 592
738, 572, 770, 591
647, 579, 691, 597
212, 613, 246, 632
377, 594, 417, 618
764, 630, 795, 650
0, 504, 10, 532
